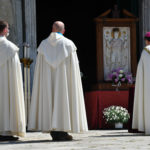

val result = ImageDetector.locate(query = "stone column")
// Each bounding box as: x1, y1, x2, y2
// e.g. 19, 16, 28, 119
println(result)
0, 0, 23, 53
12, 0, 23, 57
139, 0, 150, 54
0, 0, 37, 92
23, 0, 37, 89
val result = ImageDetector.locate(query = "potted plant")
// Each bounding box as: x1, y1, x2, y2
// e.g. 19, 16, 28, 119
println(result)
103, 105, 130, 128
108, 68, 133, 91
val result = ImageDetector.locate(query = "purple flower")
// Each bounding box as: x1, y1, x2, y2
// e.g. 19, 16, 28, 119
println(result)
108, 68, 133, 84
121, 78, 125, 82
108, 73, 113, 80
116, 68, 123, 73
113, 72, 119, 77
108, 72, 118, 80
126, 73, 132, 79
128, 79, 133, 84
115, 78, 119, 83
112, 69, 117, 72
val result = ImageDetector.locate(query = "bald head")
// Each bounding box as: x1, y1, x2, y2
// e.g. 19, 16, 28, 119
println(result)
52, 21, 65, 34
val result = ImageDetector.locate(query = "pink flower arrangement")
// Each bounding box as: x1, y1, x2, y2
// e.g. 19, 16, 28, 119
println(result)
108, 68, 133, 84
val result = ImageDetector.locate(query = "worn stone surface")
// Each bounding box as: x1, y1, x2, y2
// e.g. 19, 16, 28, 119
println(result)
0, 130, 150, 150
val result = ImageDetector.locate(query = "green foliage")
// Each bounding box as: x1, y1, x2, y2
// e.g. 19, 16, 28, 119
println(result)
103, 105, 130, 124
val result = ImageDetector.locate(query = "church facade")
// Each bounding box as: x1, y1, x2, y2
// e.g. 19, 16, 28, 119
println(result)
0, 0, 150, 89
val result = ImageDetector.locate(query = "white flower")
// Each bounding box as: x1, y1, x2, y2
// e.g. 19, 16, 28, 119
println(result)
119, 74, 123, 78
121, 107, 125, 110
103, 105, 130, 124
119, 70, 124, 73
116, 106, 119, 110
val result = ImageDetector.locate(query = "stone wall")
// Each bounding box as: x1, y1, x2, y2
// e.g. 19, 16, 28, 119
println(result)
0, 0, 37, 92
139, 0, 150, 54
1, 0, 150, 90
0, 0, 23, 56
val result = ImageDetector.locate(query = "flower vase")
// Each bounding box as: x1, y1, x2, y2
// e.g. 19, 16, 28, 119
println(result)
115, 122, 123, 129
112, 81, 121, 91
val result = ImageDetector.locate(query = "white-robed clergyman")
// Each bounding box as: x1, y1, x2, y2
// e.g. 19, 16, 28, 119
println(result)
132, 32, 150, 135
28, 21, 88, 141
0, 21, 26, 141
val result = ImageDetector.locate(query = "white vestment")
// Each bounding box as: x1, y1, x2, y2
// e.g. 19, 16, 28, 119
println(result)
132, 45, 150, 135
0, 36, 26, 137
28, 33, 88, 133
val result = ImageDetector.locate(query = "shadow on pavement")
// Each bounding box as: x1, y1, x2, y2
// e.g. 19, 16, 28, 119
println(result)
90, 133, 147, 138
0, 139, 80, 144
0, 139, 51, 144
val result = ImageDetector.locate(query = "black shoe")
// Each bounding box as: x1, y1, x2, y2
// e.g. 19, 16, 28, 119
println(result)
0, 135, 19, 141
50, 131, 73, 141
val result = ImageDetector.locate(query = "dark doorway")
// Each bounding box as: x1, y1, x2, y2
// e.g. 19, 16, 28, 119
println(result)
36, 0, 139, 91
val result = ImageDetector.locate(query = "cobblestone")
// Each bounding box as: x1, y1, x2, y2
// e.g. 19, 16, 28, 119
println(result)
0, 130, 150, 150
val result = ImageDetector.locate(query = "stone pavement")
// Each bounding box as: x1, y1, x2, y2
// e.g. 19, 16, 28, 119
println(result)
0, 130, 150, 150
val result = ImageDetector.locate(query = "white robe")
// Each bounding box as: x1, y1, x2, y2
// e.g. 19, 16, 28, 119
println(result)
28, 33, 88, 133
0, 36, 26, 137
132, 45, 150, 135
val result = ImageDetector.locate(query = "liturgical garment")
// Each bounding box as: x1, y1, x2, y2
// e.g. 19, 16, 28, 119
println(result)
0, 36, 26, 137
28, 32, 88, 133
132, 45, 150, 135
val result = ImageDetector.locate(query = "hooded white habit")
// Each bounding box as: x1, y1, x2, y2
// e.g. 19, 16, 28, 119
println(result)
0, 36, 26, 137
28, 33, 88, 133
132, 45, 150, 135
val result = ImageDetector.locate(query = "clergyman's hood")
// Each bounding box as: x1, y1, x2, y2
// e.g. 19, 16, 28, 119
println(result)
144, 45, 150, 54
49, 32, 63, 46
0, 36, 19, 66
37, 32, 77, 68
